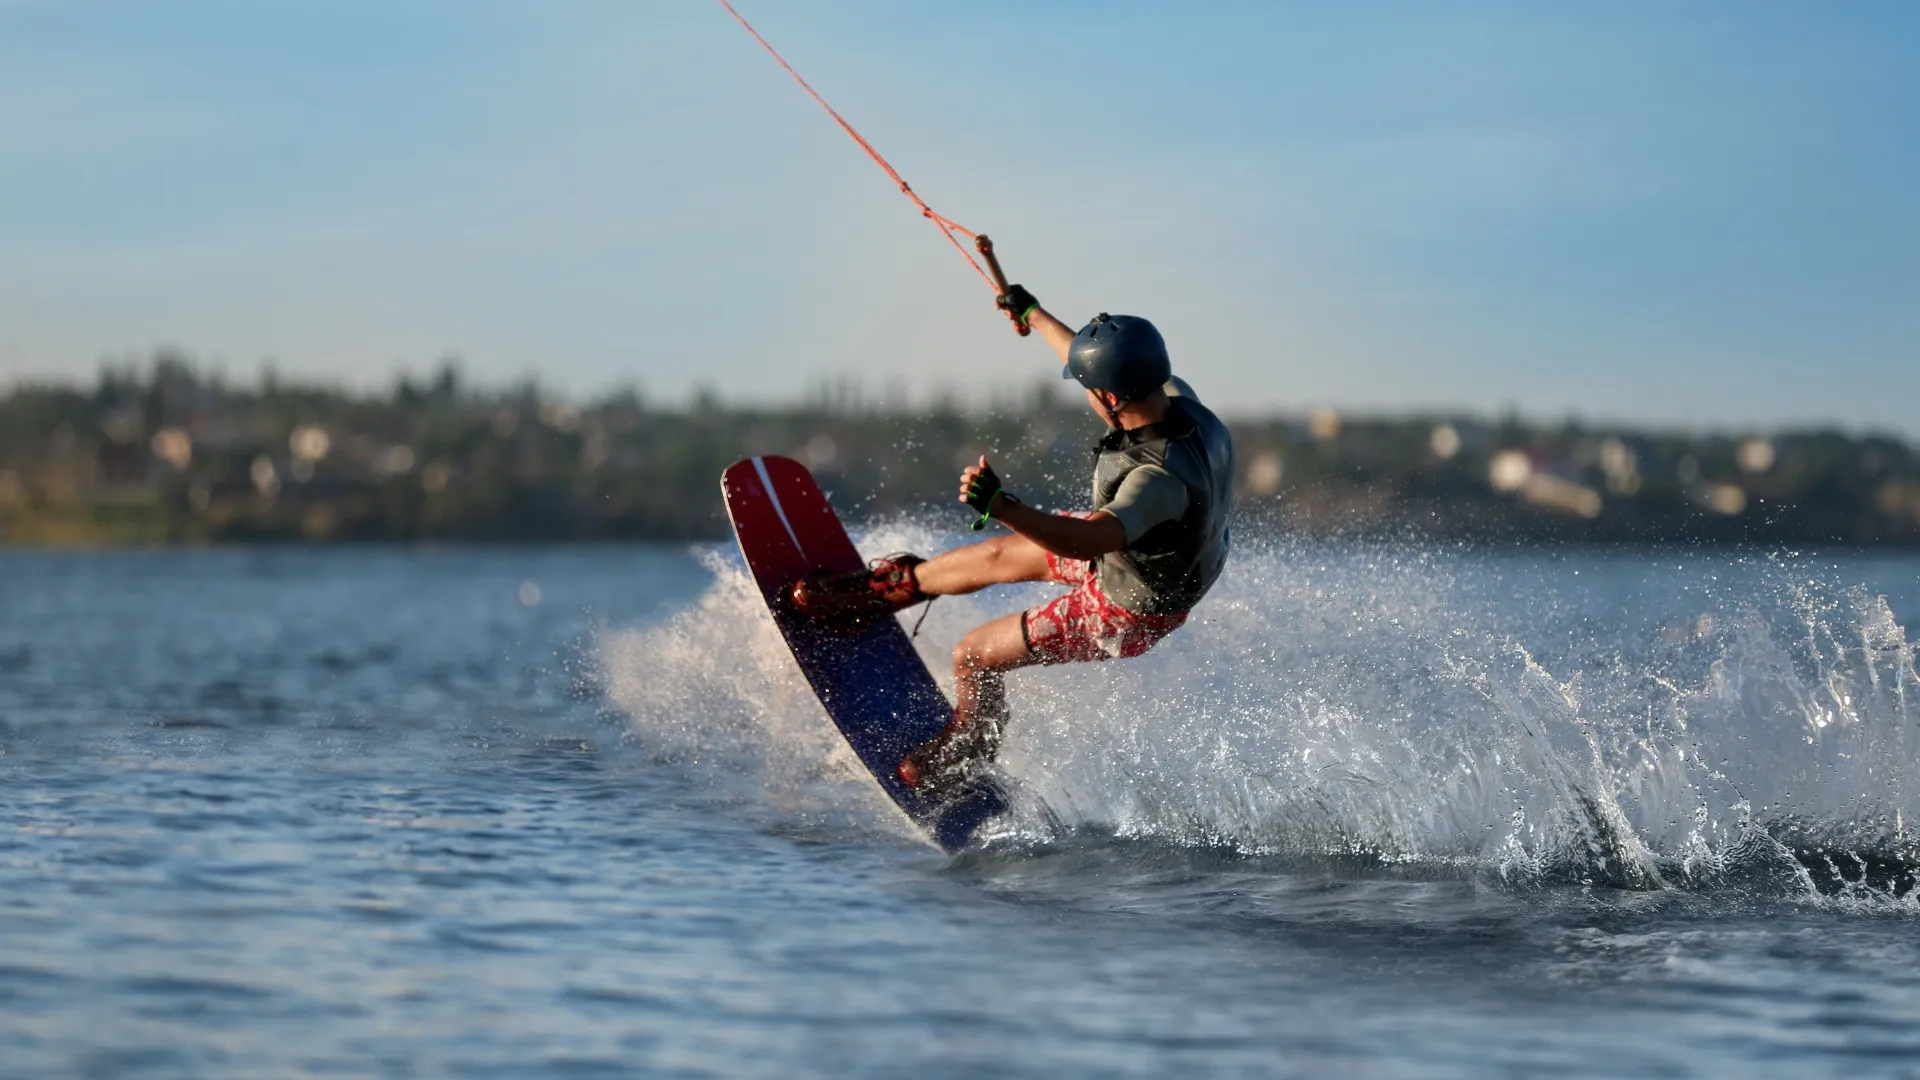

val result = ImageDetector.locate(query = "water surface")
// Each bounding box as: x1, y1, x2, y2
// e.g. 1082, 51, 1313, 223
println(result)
3, 541, 1918, 1077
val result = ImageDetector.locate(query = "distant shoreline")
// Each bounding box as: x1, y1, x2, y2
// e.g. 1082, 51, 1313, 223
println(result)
7, 356, 1919, 551
4, 522, 1916, 554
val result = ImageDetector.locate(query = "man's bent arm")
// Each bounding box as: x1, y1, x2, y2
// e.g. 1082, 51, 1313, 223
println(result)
993, 500, 1126, 560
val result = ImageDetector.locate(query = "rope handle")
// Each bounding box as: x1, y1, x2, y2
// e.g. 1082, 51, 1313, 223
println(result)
975, 235, 1031, 338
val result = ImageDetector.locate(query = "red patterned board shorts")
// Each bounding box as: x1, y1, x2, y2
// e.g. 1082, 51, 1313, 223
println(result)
1023, 520, 1189, 665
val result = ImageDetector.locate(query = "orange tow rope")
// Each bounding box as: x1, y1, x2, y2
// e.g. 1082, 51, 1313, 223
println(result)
715, 0, 1028, 335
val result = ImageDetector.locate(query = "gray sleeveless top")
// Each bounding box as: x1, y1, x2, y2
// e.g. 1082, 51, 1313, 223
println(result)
1088, 379, 1235, 615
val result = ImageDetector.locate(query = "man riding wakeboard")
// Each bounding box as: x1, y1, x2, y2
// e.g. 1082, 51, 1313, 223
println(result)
791, 283, 1235, 796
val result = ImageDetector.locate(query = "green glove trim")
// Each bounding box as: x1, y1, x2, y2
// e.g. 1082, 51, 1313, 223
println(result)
967, 489, 1004, 532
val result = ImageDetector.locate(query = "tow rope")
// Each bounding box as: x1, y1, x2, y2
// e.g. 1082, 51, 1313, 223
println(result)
715, 0, 1028, 335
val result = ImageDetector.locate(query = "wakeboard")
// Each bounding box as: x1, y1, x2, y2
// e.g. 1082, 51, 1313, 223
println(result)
721, 455, 1007, 853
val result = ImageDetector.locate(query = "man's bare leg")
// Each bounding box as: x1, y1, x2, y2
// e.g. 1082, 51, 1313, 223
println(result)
794, 533, 1051, 625
950, 611, 1035, 724
899, 611, 1038, 789
912, 534, 1052, 597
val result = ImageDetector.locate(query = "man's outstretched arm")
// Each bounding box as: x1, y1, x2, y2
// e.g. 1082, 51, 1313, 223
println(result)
1023, 305, 1075, 362
997, 284, 1075, 362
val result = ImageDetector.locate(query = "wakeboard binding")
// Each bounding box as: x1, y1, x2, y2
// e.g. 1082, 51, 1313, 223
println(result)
790, 553, 928, 634
897, 714, 1003, 800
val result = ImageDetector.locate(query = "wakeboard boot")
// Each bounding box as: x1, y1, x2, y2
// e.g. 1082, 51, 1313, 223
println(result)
896, 714, 1002, 800
789, 553, 928, 633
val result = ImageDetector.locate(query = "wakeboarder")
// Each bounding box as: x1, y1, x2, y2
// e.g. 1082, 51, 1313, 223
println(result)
791, 284, 1236, 796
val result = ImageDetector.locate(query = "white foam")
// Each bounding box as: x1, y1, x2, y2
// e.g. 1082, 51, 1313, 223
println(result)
602, 528, 1920, 893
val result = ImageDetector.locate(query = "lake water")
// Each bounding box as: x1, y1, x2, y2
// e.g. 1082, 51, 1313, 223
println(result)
2, 534, 1918, 1078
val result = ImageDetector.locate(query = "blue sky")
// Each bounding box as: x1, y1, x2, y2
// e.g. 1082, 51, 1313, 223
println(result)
2, 1, 1916, 431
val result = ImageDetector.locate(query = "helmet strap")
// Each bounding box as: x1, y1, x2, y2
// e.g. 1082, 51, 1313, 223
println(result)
1094, 397, 1126, 454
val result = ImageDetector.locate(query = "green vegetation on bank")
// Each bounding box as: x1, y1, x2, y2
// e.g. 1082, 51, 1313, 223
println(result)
3, 354, 1918, 546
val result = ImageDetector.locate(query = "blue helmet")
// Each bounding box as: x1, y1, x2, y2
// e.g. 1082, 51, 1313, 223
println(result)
1062, 313, 1171, 402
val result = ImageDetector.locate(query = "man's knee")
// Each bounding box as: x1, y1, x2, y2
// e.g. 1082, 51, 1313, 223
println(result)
952, 634, 987, 674
980, 534, 1048, 583
977, 535, 1018, 571
952, 626, 1007, 674
953, 617, 1030, 677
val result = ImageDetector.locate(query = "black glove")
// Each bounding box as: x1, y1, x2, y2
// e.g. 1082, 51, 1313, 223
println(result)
963, 459, 1006, 531
996, 284, 1039, 328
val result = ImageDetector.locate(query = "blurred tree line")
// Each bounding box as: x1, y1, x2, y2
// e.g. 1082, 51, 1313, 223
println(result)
2, 351, 1918, 547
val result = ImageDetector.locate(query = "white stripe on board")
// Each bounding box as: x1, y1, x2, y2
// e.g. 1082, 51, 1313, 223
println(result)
752, 456, 807, 559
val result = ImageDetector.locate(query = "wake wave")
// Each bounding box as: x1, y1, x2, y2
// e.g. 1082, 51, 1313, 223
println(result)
602, 526, 1920, 902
